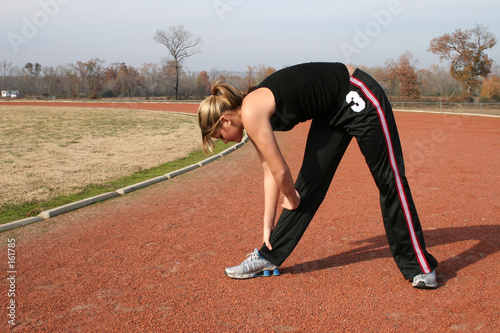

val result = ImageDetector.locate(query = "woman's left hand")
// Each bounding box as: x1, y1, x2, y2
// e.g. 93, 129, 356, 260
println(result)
282, 190, 301, 210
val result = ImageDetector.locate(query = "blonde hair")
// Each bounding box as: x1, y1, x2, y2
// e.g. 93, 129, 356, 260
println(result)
198, 82, 246, 153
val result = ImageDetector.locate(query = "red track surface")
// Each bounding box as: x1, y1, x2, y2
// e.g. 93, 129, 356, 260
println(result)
1, 102, 499, 332
0, 101, 199, 114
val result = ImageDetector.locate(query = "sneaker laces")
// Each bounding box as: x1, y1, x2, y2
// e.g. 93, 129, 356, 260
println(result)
242, 250, 260, 264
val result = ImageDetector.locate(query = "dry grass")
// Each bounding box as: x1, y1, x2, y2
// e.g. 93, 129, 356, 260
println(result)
0, 106, 201, 206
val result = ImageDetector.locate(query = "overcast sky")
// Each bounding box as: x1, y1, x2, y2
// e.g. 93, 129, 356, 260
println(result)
1, 0, 499, 73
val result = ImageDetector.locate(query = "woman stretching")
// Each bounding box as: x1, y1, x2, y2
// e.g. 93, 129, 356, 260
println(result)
197, 62, 438, 289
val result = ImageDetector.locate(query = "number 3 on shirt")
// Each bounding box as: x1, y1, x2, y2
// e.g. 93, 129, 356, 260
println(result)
346, 91, 366, 112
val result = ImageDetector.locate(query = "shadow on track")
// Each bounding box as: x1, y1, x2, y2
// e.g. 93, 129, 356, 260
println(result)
283, 225, 499, 287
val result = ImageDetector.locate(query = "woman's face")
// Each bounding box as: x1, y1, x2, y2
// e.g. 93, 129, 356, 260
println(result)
211, 115, 244, 144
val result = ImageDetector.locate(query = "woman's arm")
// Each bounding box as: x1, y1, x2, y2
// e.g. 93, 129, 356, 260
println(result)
241, 88, 301, 210
251, 139, 280, 249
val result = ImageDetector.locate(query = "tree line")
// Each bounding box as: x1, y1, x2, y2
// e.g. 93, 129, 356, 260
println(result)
0, 59, 278, 100
0, 24, 498, 102
2, 58, 498, 102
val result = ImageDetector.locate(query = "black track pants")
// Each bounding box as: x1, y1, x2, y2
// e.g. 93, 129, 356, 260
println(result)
259, 69, 438, 280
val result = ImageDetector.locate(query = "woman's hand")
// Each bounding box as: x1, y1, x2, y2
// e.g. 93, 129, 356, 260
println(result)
282, 190, 301, 210
263, 224, 273, 250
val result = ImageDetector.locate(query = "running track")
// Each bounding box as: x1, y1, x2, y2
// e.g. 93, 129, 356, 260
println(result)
1, 102, 498, 332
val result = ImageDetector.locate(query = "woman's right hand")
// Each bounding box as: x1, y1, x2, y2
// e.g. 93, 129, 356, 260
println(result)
263, 225, 273, 250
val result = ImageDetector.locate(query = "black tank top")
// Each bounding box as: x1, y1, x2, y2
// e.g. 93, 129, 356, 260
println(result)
257, 62, 350, 131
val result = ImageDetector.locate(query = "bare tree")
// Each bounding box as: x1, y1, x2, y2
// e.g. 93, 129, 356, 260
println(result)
23, 63, 43, 95
245, 64, 276, 89
0, 61, 13, 89
254, 64, 276, 84
85, 58, 105, 98
153, 25, 202, 100
210, 67, 227, 83
418, 65, 463, 98
139, 63, 161, 96
244, 65, 256, 89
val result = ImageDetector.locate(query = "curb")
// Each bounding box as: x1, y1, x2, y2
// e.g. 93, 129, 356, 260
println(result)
1, 136, 249, 232
37, 192, 121, 219
116, 175, 169, 195
0, 217, 45, 233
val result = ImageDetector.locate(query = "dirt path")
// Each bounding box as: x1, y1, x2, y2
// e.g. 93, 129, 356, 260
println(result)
1, 104, 498, 332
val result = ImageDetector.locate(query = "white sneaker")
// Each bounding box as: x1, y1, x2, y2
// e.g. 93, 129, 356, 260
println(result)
412, 270, 437, 289
225, 249, 279, 279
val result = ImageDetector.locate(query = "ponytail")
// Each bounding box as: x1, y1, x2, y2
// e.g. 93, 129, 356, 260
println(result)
198, 82, 245, 153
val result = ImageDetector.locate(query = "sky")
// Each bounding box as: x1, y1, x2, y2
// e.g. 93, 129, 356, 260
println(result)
1, 0, 499, 74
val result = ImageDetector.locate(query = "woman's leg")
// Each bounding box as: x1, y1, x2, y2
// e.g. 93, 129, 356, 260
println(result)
348, 71, 438, 280
259, 120, 352, 266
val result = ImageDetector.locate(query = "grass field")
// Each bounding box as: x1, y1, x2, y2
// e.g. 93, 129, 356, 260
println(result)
0, 106, 228, 223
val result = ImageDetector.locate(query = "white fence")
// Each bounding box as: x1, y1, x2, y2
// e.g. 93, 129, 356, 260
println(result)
391, 102, 500, 116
